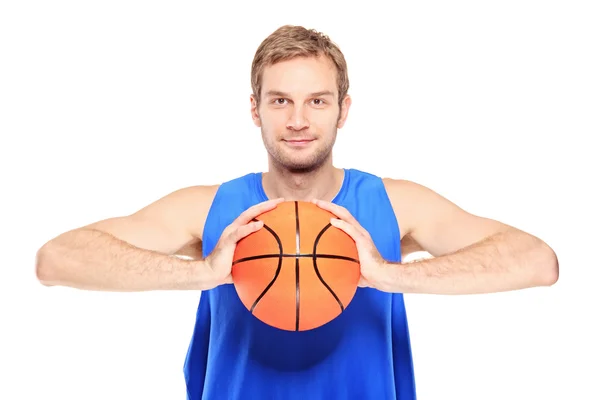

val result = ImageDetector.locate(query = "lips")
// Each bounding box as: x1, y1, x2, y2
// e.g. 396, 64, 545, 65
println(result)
284, 138, 315, 142
282, 137, 315, 147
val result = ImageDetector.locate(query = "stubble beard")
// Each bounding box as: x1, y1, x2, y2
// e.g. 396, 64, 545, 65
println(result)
262, 128, 337, 174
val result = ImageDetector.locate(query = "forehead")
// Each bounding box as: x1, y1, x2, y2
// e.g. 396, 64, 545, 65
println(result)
261, 55, 337, 96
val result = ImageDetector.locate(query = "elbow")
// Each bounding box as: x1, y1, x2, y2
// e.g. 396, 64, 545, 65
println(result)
537, 244, 559, 287
35, 245, 57, 287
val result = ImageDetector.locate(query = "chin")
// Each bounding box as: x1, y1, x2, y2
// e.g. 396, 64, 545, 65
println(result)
267, 141, 333, 173
277, 156, 328, 173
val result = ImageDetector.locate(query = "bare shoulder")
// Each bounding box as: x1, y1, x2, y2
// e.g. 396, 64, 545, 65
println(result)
381, 178, 437, 255
74, 184, 220, 259
128, 184, 220, 259
132, 184, 220, 241
382, 178, 446, 235
382, 177, 512, 257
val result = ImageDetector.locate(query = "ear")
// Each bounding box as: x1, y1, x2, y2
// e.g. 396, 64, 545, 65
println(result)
336, 94, 352, 128
250, 94, 261, 127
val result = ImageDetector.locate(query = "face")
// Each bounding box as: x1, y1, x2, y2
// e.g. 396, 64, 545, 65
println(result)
251, 55, 351, 173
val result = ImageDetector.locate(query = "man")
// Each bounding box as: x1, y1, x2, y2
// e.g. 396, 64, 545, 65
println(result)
35, 25, 559, 399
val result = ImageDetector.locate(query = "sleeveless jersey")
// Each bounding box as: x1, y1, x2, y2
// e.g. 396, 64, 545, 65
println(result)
183, 168, 416, 399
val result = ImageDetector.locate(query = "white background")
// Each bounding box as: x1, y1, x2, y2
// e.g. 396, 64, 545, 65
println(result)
1, 1, 599, 399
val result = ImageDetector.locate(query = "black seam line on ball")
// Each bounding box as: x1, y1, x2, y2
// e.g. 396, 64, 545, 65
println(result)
249, 220, 283, 313
232, 254, 359, 265
243, 218, 352, 318
313, 223, 345, 312
295, 201, 300, 331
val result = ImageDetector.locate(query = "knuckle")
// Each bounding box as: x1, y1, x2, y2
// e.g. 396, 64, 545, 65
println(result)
229, 227, 242, 239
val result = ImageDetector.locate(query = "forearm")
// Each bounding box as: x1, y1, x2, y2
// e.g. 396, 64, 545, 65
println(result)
36, 229, 213, 291
380, 229, 558, 294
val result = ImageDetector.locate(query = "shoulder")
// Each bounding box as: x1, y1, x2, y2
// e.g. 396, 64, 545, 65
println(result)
381, 178, 451, 256
138, 184, 221, 241
182, 184, 221, 240
382, 177, 433, 204
178, 172, 260, 239
381, 176, 486, 242
381, 177, 452, 235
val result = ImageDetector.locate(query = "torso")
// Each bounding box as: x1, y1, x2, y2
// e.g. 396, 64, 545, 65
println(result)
182, 168, 417, 399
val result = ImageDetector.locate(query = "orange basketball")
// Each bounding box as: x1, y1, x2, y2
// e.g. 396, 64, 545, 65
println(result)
231, 200, 360, 331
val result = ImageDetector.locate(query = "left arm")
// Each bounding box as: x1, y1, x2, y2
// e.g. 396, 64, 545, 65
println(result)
379, 179, 559, 294
314, 179, 559, 295
380, 223, 558, 294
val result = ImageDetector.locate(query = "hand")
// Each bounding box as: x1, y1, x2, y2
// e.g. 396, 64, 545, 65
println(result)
312, 199, 389, 290
203, 198, 285, 290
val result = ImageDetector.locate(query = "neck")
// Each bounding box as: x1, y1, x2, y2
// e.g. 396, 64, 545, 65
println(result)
262, 160, 344, 202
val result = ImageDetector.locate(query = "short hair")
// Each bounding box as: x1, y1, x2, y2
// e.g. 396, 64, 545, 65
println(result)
251, 25, 349, 107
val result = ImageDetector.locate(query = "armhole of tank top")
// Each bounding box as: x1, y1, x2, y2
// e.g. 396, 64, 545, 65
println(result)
200, 183, 225, 256
378, 177, 402, 263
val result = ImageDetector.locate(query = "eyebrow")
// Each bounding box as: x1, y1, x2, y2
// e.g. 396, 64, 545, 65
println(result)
265, 90, 335, 98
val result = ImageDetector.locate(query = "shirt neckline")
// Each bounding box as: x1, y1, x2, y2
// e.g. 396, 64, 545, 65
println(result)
254, 168, 349, 205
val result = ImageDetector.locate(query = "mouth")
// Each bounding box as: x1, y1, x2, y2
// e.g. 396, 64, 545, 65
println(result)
285, 139, 314, 143
283, 138, 315, 148
283, 138, 315, 143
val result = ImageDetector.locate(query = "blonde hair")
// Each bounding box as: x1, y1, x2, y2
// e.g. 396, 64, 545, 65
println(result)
251, 25, 349, 107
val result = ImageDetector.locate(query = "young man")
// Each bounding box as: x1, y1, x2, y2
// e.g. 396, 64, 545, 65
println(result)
35, 25, 559, 399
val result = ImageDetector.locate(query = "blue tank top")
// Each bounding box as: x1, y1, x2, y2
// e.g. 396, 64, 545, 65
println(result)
183, 168, 416, 399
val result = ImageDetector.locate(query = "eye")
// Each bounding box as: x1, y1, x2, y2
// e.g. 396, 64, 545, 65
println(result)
312, 99, 325, 106
274, 98, 287, 105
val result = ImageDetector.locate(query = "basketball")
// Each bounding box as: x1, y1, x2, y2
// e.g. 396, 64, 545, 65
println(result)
231, 200, 360, 331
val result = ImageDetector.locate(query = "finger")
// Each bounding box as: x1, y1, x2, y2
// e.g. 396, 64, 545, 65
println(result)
312, 198, 348, 218
314, 199, 370, 237
233, 198, 285, 227
228, 219, 264, 244
329, 217, 365, 244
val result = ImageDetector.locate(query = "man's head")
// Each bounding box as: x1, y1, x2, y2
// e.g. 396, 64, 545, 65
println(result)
250, 25, 351, 173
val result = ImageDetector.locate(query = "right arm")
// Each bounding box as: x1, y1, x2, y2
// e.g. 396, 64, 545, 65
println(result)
35, 185, 219, 292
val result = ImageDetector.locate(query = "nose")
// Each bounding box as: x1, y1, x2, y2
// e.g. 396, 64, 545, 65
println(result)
286, 105, 310, 131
